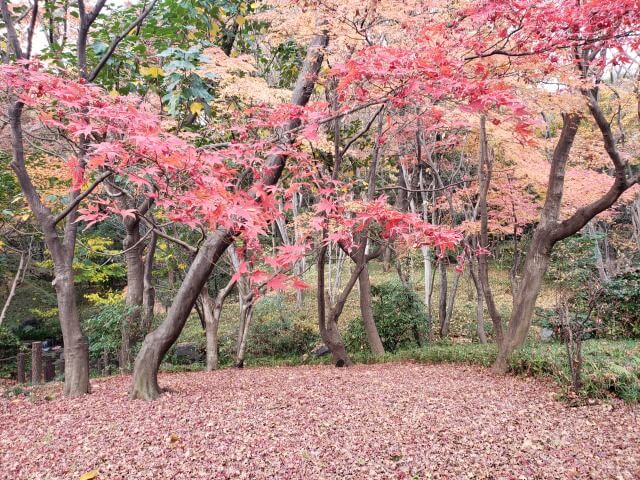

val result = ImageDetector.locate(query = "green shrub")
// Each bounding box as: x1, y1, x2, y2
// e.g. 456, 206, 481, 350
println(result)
597, 270, 640, 338
83, 302, 136, 364
344, 280, 430, 353
0, 326, 21, 377
245, 296, 319, 358
0, 325, 20, 357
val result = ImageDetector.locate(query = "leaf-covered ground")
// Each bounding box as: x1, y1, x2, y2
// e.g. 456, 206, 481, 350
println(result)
2, 363, 639, 479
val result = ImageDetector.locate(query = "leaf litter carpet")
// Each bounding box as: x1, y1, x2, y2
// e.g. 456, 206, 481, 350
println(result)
1, 363, 639, 479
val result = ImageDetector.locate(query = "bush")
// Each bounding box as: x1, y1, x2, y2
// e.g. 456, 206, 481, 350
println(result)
245, 296, 319, 358
83, 302, 136, 364
597, 270, 640, 338
0, 326, 21, 378
344, 280, 430, 353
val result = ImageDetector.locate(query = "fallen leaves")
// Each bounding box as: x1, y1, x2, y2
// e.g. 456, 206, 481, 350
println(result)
1, 363, 639, 479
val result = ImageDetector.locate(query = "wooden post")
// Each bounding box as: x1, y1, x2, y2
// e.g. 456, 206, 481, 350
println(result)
31, 341, 42, 385
17, 352, 25, 383
102, 348, 110, 376
44, 356, 55, 382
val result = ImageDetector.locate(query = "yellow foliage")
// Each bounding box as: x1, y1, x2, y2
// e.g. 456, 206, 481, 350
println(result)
78, 470, 99, 480
140, 65, 165, 78
84, 291, 124, 306
189, 102, 204, 115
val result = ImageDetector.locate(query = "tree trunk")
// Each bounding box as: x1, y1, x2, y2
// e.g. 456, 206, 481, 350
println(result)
7, 98, 90, 396
130, 28, 330, 399
200, 288, 219, 371
587, 222, 609, 283
120, 219, 144, 371
438, 260, 448, 338
357, 262, 385, 355
316, 244, 354, 366
130, 230, 233, 399
200, 268, 236, 371
54, 263, 90, 396
631, 195, 640, 249
495, 88, 639, 372
235, 296, 253, 368
469, 267, 487, 344
444, 268, 462, 333
494, 232, 553, 373
382, 245, 392, 272
141, 232, 157, 333
421, 246, 433, 315
477, 116, 504, 347
493, 113, 581, 373
0, 250, 26, 326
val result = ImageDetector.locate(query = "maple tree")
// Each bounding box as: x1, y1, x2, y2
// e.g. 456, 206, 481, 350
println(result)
0, 0, 638, 408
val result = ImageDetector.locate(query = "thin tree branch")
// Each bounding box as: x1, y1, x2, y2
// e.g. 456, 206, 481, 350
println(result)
87, 0, 159, 82
53, 171, 113, 225
378, 178, 471, 194
137, 215, 197, 253
25, 0, 39, 59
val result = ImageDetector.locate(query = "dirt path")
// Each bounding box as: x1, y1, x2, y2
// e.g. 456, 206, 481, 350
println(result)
1, 363, 639, 479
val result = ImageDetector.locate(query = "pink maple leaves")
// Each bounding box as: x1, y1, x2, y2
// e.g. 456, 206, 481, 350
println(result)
2, 364, 639, 479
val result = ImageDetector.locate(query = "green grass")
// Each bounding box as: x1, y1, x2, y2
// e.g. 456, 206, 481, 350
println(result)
192, 340, 639, 402
167, 261, 638, 403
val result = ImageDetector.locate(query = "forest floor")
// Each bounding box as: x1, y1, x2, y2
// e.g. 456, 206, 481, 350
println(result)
2, 363, 639, 479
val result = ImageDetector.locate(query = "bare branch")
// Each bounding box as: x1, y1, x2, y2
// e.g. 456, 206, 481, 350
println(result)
0, 0, 24, 59
87, 0, 159, 82
137, 215, 197, 253
26, 0, 39, 59
377, 178, 471, 194
53, 171, 113, 225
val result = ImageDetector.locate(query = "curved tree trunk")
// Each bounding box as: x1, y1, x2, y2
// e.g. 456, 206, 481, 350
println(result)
316, 245, 354, 366
54, 263, 90, 397
493, 85, 639, 372
493, 231, 553, 373
7, 99, 91, 396
477, 116, 504, 347
130, 230, 233, 399
357, 263, 385, 355
130, 28, 329, 399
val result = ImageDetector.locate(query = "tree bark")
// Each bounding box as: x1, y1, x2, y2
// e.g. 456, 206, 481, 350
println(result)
53, 262, 90, 395
120, 218, 144, 371
357, 262, 385, 355
131, 230, 233, 399
493, 112, 581, 373
438, 260, 448, 338
477, 116, 504, 347
234, 289, 254, 368
494, 89, 639, 372
200, 268, 236, 371
130, 27, 329, 399
141, 232, 157, 333
7, 100, 90, 397
201, 289, 219, 371
444, 268, 462, 333
350, 108, 385, 355
316, 243, 357, 366
0, 250, 26, 326
469, 266, 487, 344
